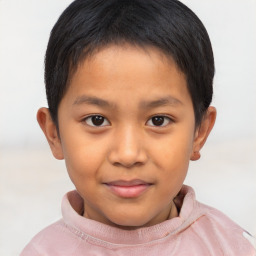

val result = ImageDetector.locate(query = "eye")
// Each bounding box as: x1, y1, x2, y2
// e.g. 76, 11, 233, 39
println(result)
146, 115, 172, 127
84, 115, 110, 127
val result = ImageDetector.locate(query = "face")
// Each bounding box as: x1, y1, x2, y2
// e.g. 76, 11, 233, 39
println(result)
39, 45, 215, 229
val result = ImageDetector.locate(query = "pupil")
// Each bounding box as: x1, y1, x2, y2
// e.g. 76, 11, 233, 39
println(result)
152, 116, 164, 126
92, 116, 104, 126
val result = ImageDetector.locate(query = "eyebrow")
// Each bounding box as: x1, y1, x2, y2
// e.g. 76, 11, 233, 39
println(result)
72, 95, 182, 109
139, 96, 182, 109
73, 95, 116, 109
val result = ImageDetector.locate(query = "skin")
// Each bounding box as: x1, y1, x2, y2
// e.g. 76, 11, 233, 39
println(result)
37, 45, 216, 230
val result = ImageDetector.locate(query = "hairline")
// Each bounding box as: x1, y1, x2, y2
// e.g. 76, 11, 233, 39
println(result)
53, 42, 203, 133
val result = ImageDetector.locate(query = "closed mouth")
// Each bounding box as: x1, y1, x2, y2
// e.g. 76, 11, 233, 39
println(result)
104, 179, 153, 198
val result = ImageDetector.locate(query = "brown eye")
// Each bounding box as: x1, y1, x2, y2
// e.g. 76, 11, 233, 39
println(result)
84, 115, 110, 127
146, 116, 171, 127
152, 116, 164, 126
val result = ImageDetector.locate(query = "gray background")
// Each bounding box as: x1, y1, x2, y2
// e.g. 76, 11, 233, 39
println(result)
0, 0, 255, 255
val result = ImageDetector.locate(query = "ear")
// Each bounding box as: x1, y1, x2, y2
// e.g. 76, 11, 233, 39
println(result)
37, 107, 64, 160
190, 106, 216, 161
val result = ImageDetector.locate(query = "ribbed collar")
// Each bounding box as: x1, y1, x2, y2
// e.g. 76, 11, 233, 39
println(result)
61, 185, 203, 245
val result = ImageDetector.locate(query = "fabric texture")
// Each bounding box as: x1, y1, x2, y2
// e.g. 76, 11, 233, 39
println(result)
21, 185, 256, 255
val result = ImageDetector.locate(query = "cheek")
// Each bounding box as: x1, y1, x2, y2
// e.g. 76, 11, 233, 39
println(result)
60, 131, 107, 181
64, 147, 103, 196
150, 129, 194, 187
152, 131, 194, 165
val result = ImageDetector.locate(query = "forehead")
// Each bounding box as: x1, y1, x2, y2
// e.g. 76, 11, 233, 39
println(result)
83, 44, 180, 76
62, 44, 191, 108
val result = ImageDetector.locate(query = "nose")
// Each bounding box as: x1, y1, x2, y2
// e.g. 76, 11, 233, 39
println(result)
108, 125, 148, 168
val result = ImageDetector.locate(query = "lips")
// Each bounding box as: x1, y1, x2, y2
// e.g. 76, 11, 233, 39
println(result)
104, 179, 152, 198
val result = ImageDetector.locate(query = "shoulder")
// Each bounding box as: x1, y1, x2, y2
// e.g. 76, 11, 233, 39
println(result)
175, 186, 255, 255
192, 201, 256, 255
20, 219, 79, 256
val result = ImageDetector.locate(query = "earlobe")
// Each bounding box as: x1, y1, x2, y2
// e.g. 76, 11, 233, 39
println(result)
190, 151, 201, 161
190, 106, 216, 161
37, 107, 64, 160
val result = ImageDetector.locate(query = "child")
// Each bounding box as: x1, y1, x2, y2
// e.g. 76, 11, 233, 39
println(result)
21, 0, 255, 255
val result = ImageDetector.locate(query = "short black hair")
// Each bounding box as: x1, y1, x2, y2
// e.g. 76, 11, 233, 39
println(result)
45, 0, 214, 127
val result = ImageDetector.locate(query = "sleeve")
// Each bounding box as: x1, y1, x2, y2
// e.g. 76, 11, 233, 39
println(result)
243, 231, 256, 252
20, 244, 42, 256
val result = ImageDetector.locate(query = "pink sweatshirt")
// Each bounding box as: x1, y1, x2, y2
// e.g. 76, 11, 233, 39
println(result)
21, 185, 255, 255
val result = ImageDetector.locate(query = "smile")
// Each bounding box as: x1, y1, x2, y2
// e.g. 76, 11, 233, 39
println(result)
104, 179, 153, 198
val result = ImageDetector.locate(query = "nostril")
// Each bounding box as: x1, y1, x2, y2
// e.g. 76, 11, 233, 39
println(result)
107, 132, 148, 167
108, 148, 148, 168
113, 161, 144, 168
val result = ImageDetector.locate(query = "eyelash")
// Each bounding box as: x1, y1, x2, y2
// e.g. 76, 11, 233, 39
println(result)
82, 114, 173, 127
146, 115, 173, 127
83, 115, 110, 127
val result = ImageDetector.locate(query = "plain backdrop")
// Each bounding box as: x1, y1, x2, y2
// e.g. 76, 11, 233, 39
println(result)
0, 0, 255, 255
